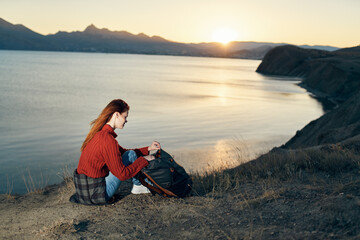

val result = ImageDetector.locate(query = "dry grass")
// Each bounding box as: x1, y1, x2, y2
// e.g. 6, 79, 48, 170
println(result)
5, 175, 15, 199
56, 165, 75, 202
191, 143, 360, 196
20, 168, 49, 194
236, 188, 283, 210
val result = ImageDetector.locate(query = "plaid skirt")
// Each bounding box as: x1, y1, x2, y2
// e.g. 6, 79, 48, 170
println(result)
72, 169, 107, 205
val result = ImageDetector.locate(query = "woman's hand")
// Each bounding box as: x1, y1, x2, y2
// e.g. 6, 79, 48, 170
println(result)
148, 141, 161, 151
144, 155, 155, 161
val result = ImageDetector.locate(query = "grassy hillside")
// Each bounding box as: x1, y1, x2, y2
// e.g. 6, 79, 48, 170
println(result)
1, 142, 359, 239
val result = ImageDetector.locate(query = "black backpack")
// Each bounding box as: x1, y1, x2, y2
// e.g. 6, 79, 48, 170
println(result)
137, 149, 192, 198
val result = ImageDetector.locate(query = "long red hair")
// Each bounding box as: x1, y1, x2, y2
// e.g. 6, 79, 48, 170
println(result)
81, 99, 130, 152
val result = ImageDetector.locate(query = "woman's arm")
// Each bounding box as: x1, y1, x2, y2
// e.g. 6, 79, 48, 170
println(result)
103, 137, 149, 181
118, 145, 149, 157
118, 141, 161, 157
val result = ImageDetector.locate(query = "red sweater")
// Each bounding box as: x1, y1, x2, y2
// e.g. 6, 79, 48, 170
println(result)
77, 124, 149, 181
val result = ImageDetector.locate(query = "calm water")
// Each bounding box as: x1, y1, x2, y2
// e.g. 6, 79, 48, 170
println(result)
0, 50, 324, 194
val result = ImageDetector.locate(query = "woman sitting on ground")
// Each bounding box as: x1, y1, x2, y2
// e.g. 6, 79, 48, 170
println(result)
72, 99, 160, 205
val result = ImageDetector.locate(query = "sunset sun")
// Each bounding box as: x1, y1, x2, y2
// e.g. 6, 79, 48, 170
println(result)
212, 28, 238, 45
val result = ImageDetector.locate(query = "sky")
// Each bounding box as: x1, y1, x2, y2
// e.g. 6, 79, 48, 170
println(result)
1, 0, 359, 48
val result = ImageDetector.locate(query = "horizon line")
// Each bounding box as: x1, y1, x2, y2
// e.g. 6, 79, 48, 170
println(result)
0, 17, 345, 48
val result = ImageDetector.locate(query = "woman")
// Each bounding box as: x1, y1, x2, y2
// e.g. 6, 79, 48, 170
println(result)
72, 99, 161, 205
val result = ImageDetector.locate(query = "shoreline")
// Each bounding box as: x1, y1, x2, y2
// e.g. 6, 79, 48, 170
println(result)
297, 82, 339, 112
0, 48, 263, 61
298, 82, 341, 104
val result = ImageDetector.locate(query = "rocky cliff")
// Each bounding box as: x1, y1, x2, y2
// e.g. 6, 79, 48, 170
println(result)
256, 45, 360, 149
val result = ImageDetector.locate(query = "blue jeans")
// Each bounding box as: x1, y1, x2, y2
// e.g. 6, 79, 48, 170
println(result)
105, 150, 142, 200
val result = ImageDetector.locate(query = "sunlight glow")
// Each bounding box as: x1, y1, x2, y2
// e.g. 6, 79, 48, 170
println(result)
212, 28, 238, 45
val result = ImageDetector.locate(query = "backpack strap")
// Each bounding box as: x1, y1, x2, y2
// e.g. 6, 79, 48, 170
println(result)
139, 172, 178, 197
138, 175, 164, 196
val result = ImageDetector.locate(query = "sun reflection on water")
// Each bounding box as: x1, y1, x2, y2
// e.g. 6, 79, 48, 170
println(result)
169, 137, 277, 174
216, 87, 228, 105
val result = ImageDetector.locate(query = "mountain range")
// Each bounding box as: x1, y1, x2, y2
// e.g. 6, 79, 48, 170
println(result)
0, 17, 339, 59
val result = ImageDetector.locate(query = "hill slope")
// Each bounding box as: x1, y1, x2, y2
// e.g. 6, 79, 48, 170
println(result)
256, 45, 360, 148
0, 18, 51, 50
257, 45, 360, 102
284, 91, 360, 148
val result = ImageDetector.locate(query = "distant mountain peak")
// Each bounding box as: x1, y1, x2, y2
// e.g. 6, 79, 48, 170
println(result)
85, 24, 97, 30
84, 24, 103, 33
83, 24, 135, 38
137, 32, 149, 38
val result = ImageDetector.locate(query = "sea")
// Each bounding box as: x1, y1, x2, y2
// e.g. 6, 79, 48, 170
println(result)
0, 50, 324, 194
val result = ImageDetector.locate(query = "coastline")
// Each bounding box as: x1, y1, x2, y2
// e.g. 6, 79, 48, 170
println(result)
297, 82, 338, 111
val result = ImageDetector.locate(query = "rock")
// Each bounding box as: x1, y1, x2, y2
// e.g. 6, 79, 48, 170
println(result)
257, 45, 360, 102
